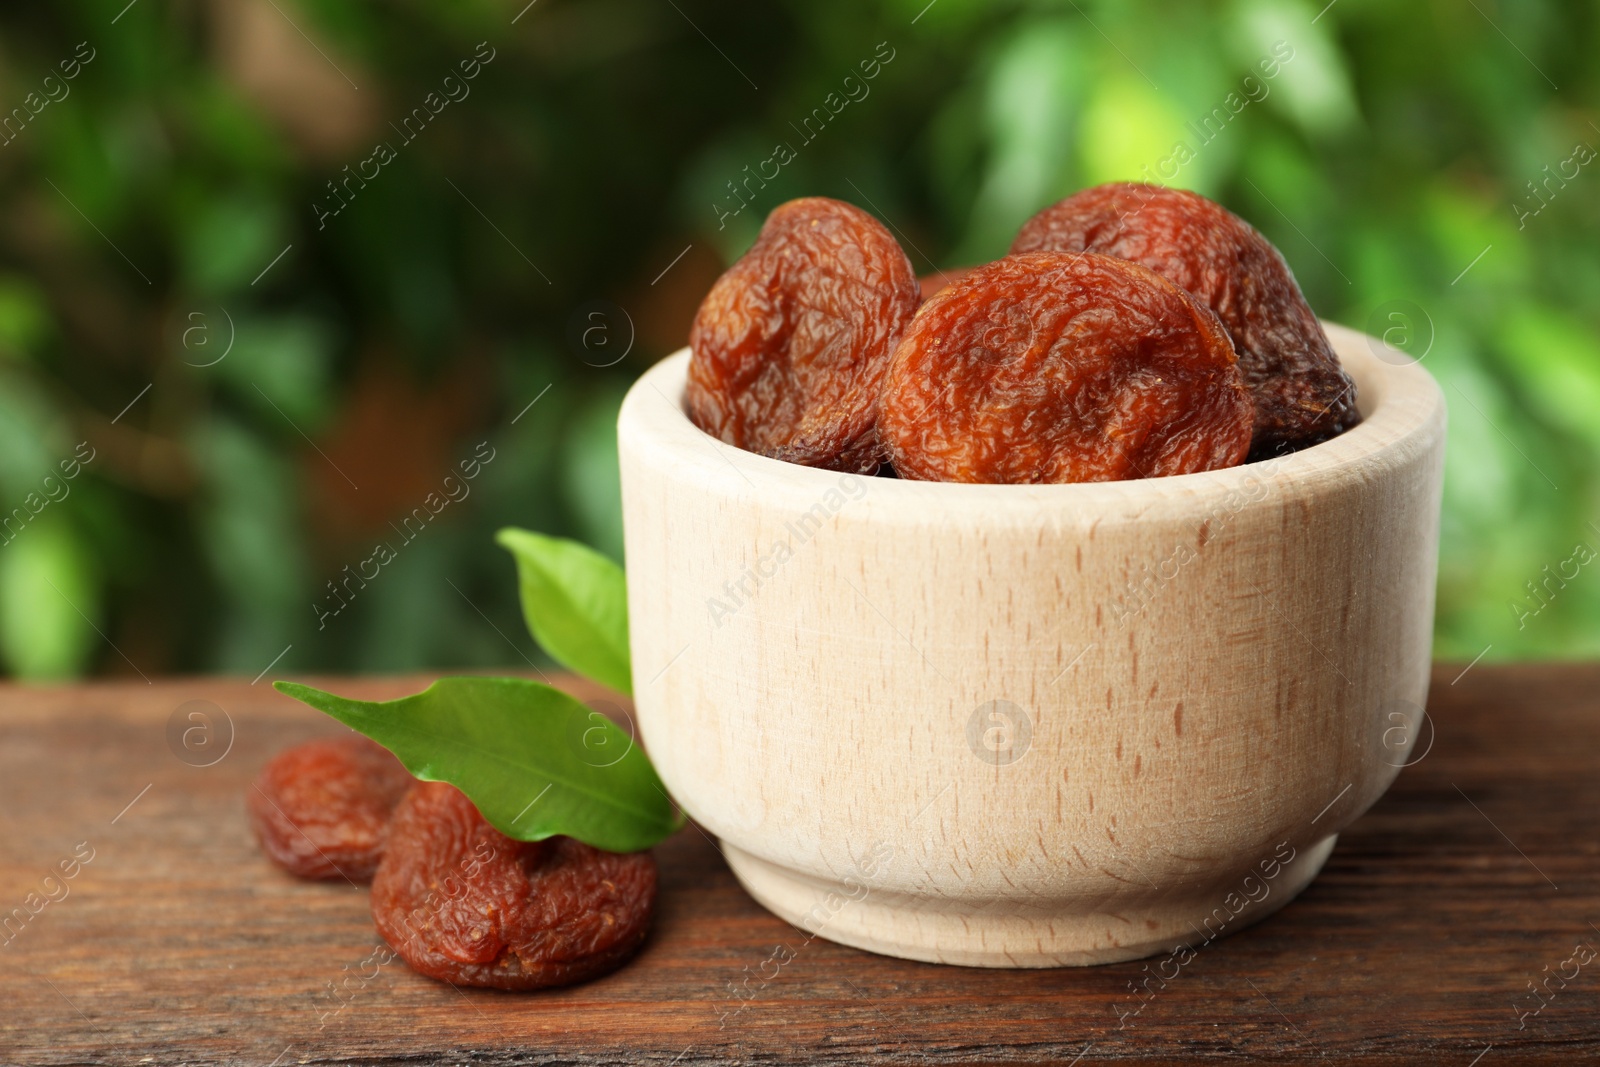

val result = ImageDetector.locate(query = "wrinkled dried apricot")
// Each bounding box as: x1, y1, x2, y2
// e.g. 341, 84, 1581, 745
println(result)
1012, 182, 1359, 456
248, 736, 413, 881
371, 782, 656, 990
879, 252, 1253, 484
686, 197, 919, 473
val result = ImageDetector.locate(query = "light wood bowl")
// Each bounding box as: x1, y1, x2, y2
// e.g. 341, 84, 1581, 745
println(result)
618, 322, 1446, 967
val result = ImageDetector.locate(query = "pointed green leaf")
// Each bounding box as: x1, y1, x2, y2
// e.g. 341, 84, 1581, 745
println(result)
495, 527, 632, 695
274, 677, 680, 852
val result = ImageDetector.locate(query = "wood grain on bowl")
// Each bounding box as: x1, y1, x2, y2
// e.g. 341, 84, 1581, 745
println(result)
619, 323, 1447, 966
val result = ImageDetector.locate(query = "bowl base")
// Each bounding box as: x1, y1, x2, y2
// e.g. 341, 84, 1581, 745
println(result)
721, 835, 1337, 968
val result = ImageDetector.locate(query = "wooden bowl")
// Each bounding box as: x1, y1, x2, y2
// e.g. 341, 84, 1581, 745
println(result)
617, 323, 1446, 967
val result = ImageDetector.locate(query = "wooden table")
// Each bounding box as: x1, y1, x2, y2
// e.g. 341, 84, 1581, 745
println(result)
2, 664, 1596, 1065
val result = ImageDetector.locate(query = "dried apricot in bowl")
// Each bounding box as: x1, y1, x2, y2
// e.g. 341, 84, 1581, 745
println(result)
879, 252, 1253, 484
371, 782, 657, 991
686, 196, 919, 474
1012, 182, 1359, 457
247, 736, 413, 881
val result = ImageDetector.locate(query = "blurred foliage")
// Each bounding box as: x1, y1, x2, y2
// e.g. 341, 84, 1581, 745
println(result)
0, 0, 1595, 680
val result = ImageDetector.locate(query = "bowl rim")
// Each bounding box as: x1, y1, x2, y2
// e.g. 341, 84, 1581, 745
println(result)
617, 320, 1446, 519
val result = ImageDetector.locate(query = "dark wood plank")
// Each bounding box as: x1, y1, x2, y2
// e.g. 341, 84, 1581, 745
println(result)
1, 665, 1597, 1065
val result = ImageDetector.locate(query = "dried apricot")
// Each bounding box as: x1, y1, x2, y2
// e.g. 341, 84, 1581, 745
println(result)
1012, 182, 1359, 456
879, 252, 1253, 484
686, 197, 919, 473
248, 736, 413, 882
371, 782, 656, 990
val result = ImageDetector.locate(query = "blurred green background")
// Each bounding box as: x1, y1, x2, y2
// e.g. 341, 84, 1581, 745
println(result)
0, 0, 1595, 680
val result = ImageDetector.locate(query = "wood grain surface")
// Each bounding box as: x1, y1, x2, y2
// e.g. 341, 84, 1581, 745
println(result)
1, 664, 1596, 1066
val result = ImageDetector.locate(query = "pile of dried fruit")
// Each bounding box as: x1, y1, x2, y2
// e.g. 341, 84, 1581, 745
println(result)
254, 530, 677, 992
250, 737, 657, 990
687, 183, 1360, 481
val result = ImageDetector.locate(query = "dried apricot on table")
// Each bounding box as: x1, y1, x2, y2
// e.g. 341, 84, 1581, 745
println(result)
879, 252, 1254, 484
1012, 182, 1359, 456
371, 782, 657, 991
248, 736, 413, 881
686, 196, 919, 473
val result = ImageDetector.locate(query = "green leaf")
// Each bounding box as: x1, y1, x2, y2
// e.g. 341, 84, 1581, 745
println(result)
495, 527, 632, 695
274, 677, 681, 852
